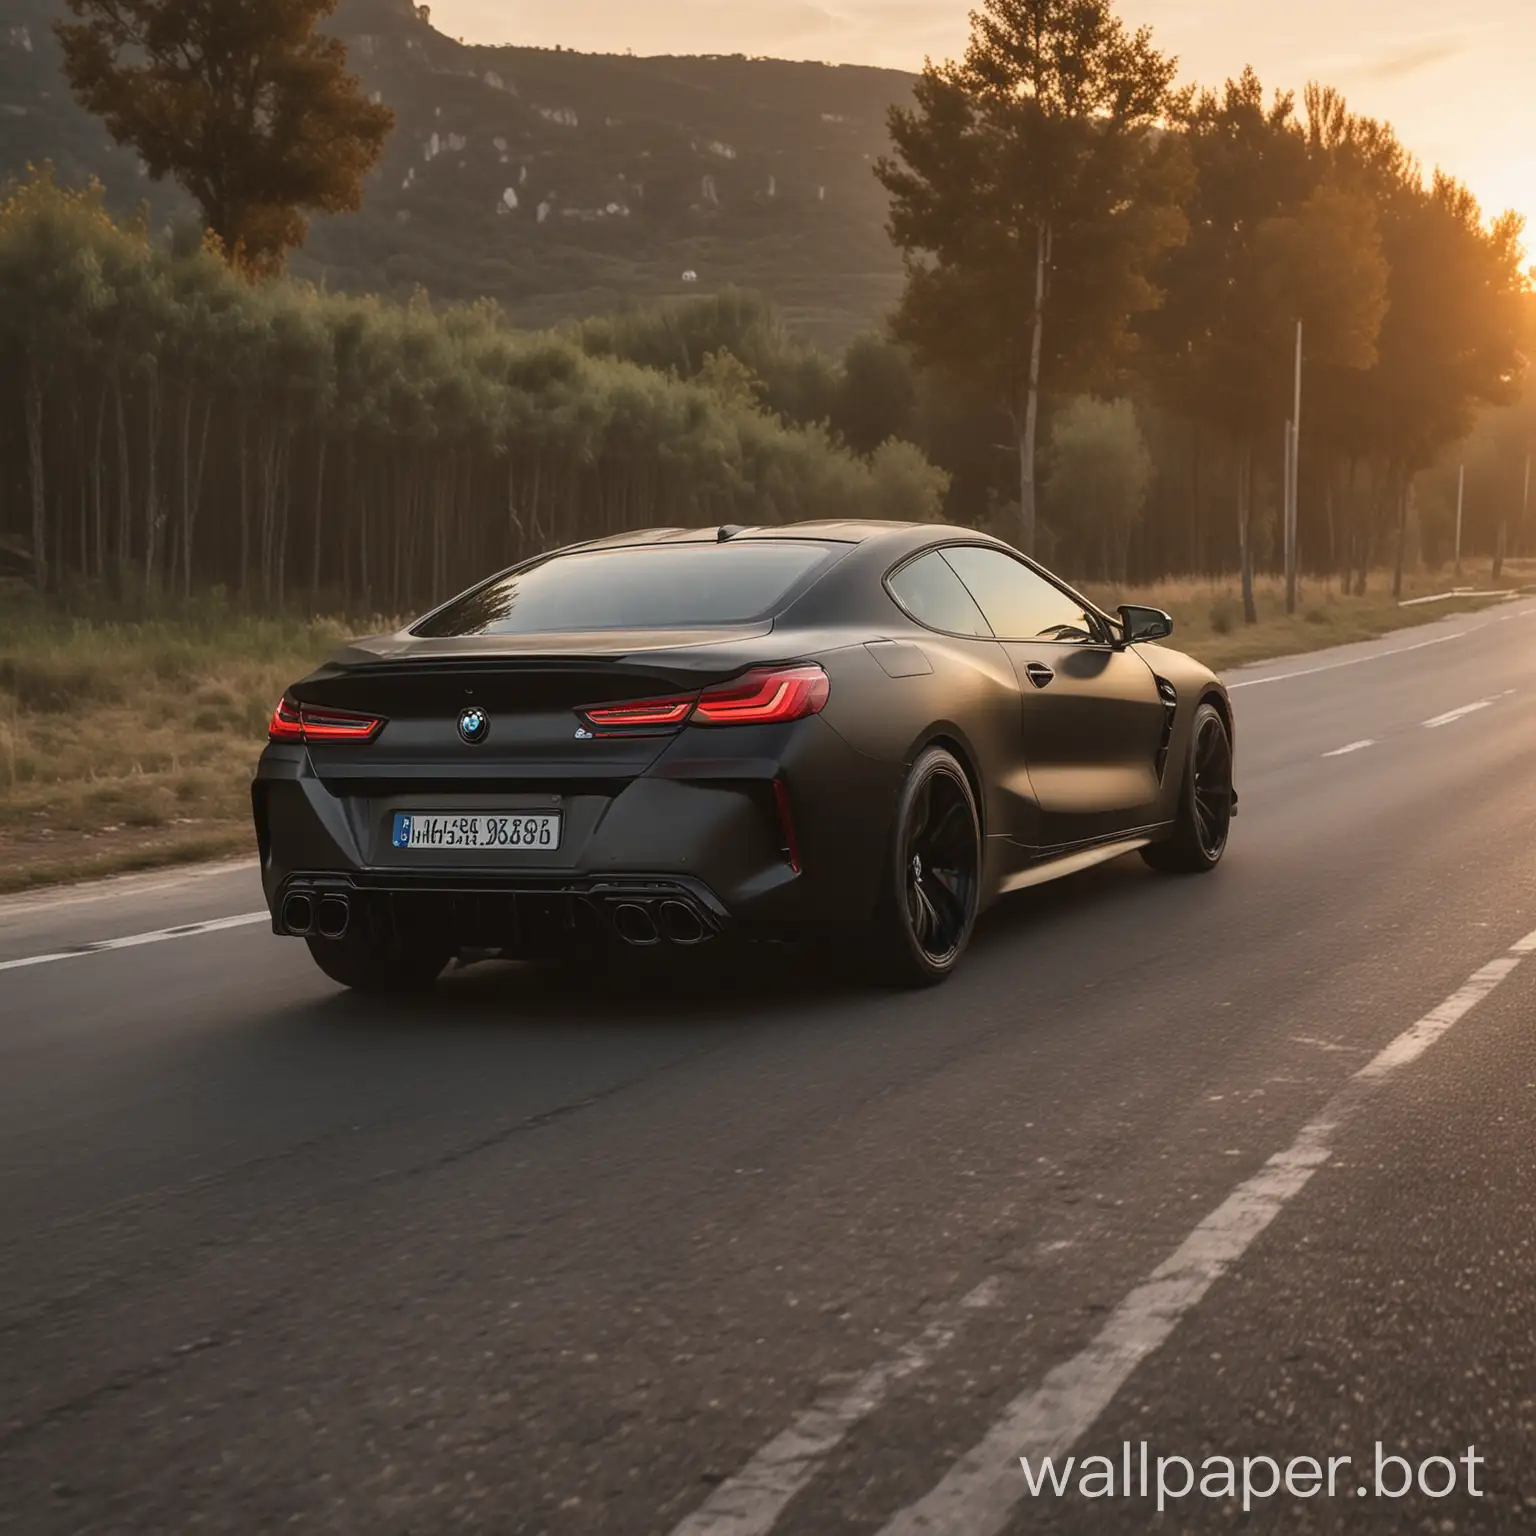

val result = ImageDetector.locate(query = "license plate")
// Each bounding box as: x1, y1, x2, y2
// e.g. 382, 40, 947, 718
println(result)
391, 812, 562, 852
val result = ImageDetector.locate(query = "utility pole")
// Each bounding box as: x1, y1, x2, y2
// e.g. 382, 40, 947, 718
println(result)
1282, 422, 1293, 604
1522, 453, 1531, 558
1454, 463, 1465, 577
1285, 321, 1302, 614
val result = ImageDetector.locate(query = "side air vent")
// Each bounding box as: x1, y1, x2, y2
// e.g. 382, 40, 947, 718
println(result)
1154, 677, 1178, 781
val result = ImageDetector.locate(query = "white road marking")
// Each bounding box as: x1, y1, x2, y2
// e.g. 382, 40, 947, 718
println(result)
1421, 690, 1514, 728
0, 857, 258, 919
1398, 589, 1520, 607
0, 912, 269, 973
667, 1278, 1003, 1536
1514, 928, 1536, 955
1322, 740, 1375, 757
873, 941, 1531, 1536
1226, 631, 1465, 691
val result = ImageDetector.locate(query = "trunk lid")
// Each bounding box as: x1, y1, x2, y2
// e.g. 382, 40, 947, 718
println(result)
291, 625, 775, 790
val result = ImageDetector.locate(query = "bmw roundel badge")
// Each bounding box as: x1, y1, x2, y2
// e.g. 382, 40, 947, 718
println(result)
457, 706, 489, 744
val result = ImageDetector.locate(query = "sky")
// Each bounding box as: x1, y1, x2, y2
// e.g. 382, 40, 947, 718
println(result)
428, 0, 1536, 240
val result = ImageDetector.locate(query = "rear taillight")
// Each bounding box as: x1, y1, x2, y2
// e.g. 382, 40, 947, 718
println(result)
578, 665, 830, 735
267, 699, 384, 744
301, 708, 386, 742
692, 666, 830, 726
579, 696, 696, 731
268, 699, 304, 742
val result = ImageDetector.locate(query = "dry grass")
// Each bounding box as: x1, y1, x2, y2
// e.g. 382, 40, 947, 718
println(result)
1083, 560, 1536, 671
1, 563, 1531, 892
0, 603, 391, 894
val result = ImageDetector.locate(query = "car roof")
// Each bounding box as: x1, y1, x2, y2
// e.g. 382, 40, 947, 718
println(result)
562, 521, 1009, 553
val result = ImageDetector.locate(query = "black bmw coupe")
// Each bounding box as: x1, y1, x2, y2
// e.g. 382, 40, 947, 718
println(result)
254, 522, 1236, 989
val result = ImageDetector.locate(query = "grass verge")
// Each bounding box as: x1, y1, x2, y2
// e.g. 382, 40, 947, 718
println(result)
1, 563, 1530, 893
1083, 562, 1534, 671
0, 604, 387, 895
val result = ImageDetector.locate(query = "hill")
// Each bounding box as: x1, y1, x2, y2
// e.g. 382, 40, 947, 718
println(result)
0, 0, 915, 347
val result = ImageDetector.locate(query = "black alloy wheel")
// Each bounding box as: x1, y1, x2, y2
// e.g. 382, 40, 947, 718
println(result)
872, 746, 982, 986
1143, 701, 1233, 874
1191, 708, 1234, 860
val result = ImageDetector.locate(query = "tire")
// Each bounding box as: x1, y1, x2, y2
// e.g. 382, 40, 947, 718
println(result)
868, 746, 982, 987
1142, 701, 1233, 875
306, 930, 451, 993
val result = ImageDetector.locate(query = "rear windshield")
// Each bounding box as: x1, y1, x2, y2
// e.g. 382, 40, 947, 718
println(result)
412, 541, 838, 637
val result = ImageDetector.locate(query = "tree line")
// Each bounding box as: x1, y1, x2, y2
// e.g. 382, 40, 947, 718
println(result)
877, 3, 1530, 611
2, 0, 1532, 616
0, 174, 948, 608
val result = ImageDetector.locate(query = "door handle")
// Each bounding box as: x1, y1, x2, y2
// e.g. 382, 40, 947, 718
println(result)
1025, 662, 1055, 689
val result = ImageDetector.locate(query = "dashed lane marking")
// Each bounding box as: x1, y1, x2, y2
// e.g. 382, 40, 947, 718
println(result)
1423, 690, 1516, 729
666, 1278, 1003, 1536
0, 912, 270, 974
1423, 701, 1491, 728
1226, 632, 1466, 690
870, 931, 1534, 1536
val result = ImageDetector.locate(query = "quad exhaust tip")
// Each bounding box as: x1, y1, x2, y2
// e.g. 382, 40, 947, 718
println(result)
281, 891, 350, 940
657, 900, 707, 946
613, 903, 661, 947
283, 888, 705, 948
315, 896, 350, 941
280, 892, 314, 937
612, 898, 713, 947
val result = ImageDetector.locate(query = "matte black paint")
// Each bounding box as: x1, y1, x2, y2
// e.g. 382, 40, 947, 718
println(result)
253, 522, 1234, 957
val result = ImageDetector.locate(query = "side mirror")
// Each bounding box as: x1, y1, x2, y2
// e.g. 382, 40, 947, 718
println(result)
1119, 604, 1174, 646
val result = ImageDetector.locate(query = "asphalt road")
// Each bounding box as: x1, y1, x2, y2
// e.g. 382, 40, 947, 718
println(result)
3, 598, 1536, 1536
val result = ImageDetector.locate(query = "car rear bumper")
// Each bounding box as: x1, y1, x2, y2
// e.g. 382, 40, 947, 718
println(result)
269, 869, 728, 955
252, 715, 903, 952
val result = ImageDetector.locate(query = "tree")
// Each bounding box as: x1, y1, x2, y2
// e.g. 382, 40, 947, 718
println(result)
876, 0, 1187, 556
54, 0, 394, 276
0, 171, 952, 611
697, 348, 767, 411
579, 290, 839, 429
868, 438, 953, 521
1145, 73, 1388, 619
1044, 396, 1152, 579
0, 171, 112, 591
1286, 90, 1526, 595
1366, 175, 1526, 596
1418, 372, 1536, 574
834, 334, 918, 456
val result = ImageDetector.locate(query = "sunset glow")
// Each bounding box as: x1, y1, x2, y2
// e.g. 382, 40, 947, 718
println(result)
438, 0, 1536, 242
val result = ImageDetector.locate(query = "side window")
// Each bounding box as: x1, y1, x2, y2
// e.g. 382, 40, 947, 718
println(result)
941, 547, 1100, 644
887, 552, 993, 638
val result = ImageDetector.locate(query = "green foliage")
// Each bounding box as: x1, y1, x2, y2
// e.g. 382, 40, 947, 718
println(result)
868, 439, 952, 523
1140, 71, 1391, 617
695, 349, 767, 411
0, 170, 949, 607
1417, 305, 1536, 569
834, 334, 918, 456
578, 289, 839, 426
1293, 104, 1527, 592
1136, 68, 1528, 605
1044, 397, 1153, 580
1, 0, 915, 347
877, 0, 1188, 554
54, 0, 394, 275
2, 0, 1531, 605
1149, 72, 1391, 453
